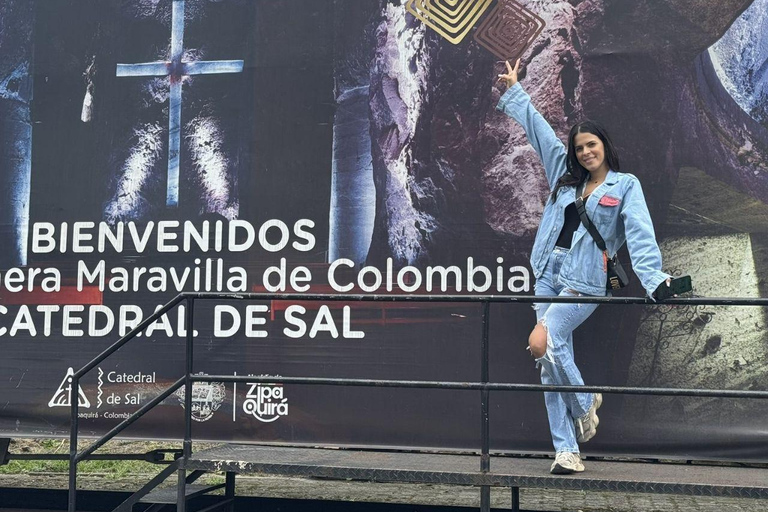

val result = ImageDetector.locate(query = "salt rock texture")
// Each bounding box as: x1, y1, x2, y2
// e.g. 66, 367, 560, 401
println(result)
629, 234, 768, 423
0, 0, 34, 267
483, 1, 582, 240
331, 0, 381, 264
363, 0, 765, 264
121, 0, 246, 24
366, 2, 464, 266
709, 0, 768, 125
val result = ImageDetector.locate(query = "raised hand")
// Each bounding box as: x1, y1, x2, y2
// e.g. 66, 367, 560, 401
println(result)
497, 58, 520, 89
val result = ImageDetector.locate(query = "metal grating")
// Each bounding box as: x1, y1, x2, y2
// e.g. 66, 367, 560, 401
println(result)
182, 444, 768, 500
139, 483, 223, 504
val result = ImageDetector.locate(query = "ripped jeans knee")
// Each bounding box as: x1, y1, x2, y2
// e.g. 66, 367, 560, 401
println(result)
528, 317, 555, 365
529, 290, 599, 368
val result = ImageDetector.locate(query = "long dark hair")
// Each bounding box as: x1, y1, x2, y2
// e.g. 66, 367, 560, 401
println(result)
551, 120, 621, 201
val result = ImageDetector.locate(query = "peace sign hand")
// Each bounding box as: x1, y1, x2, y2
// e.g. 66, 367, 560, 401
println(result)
497, 59, 520, 89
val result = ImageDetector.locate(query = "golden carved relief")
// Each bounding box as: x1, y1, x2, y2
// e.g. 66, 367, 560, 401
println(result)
406, 0, 545, 63
474, 0, 546, 61
406, 0, 494, 44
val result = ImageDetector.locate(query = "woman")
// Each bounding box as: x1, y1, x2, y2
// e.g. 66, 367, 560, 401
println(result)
497, 59, 673, 474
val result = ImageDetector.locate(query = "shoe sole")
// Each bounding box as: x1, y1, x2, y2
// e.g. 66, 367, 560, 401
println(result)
550, 463, 585, 474
577, 393, 602, 443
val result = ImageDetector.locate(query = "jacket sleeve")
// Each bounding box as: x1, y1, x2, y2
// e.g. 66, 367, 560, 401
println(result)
496, 83, 568, 190
620, 177, 671, 298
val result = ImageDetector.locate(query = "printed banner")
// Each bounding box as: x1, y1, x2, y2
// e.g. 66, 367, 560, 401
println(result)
1, 0, 767, 462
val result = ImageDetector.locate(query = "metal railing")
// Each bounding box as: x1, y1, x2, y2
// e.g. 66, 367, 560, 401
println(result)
67, 292, 768, 512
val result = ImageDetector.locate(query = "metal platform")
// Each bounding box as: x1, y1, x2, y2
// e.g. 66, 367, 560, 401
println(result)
63, 292, 768, 512
183, 444, 768, 500
138, 484, 224, 504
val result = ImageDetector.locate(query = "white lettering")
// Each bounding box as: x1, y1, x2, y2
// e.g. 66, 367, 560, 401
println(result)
245, 305, 269, 338
10, 305, 36, 336
309, 305, 338, 338
72, 222, 95, 253
467, 257, 492, 292
214, 305, 241, 337
283, 305, 306, 338
258, 220, 290, 252
157, 220, 180, 252
292, 219, 316, 251
342, 306, 364, 339
228, 220, 255, 252
328, 258, 354, 292
88, 305, 114, 337
32, 222, 56, 253
37, 305, 60, 336
78, 260, 105, 291
62, 305, 85, 336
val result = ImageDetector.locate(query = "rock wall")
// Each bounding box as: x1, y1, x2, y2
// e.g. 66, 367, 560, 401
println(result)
628, 233, 768, 422
356, 0, 762, 265
0, 0, 34, 267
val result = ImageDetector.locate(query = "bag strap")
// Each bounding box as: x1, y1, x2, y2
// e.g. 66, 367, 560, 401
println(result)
574, 183, 607, 253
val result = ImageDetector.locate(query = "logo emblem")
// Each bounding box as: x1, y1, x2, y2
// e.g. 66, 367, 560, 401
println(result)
243, 381, 288, 423
176, 379, 226, 422
406, 0, 494, 44
49, 367, 91, 408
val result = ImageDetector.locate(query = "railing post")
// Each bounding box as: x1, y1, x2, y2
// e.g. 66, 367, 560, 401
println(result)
68, 374, 80, 512
63, 294, 183, 512
225, 471, 236, 511
184, 296, 194, 458
178, 296, 195, 512
511, 487, 520, 512
480, 301, 491, 512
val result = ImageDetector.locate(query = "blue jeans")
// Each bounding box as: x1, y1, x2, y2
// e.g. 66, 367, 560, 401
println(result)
534, 247, 600, 454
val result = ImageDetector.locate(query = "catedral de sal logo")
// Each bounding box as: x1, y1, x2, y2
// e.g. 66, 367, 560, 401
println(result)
49, 367, 91, 409
406, 0, 546, 61
243, 380, 288, 423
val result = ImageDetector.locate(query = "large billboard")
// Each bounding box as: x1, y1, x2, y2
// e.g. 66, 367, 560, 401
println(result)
1, 0, 767, 462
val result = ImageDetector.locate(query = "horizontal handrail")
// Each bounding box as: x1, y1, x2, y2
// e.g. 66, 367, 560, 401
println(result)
179, 291, 768, 306
68, 290, 768, 512
194, 375, 768, 400
10, 449, 176, 463
70, 291, 764, 386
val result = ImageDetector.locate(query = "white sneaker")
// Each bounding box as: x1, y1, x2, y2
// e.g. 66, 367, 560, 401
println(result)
575, 393, 602, 443
550, 452, 585, 474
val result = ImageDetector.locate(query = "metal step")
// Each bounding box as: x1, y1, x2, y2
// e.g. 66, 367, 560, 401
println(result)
139, 483, 225, 504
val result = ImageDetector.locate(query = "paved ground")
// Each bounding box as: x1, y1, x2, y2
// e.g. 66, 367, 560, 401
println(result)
1, 472, 765, 511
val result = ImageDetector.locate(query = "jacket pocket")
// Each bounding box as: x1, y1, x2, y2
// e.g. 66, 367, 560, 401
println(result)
594, 195, 621, 224
598, 195, 621, 207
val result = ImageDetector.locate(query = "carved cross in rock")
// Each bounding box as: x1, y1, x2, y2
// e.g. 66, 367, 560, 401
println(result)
116, 0, 244, 207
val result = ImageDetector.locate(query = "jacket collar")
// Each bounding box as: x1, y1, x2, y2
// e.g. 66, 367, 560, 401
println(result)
591, 169, 619, 186
572, 170, 619, 200
584, 170, 621, 215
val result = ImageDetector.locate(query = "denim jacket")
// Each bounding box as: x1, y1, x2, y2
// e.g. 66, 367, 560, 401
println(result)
497, 83, 670, 297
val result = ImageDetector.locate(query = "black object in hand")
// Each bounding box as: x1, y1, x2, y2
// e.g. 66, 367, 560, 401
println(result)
654, 275, 692, 300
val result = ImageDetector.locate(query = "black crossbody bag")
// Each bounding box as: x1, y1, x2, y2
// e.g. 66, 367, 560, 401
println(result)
574, 185, 630, 290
